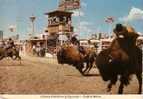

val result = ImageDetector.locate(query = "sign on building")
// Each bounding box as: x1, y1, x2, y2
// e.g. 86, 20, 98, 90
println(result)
58, 0, 80, 11
0, 30, 3, 40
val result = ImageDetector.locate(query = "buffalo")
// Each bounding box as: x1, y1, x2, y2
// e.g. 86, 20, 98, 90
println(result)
96, 24, 142, 94
57, 45, 96, 75
0, 47, 21, 61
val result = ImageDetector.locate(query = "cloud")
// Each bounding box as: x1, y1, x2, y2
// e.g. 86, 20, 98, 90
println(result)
72, 10, 85, 17
119, 7, 143, 22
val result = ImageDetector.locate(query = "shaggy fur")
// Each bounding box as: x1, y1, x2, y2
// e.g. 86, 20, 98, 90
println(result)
96, 25, 142, 94
57, 45, 96, 75
0, 47, 21, 61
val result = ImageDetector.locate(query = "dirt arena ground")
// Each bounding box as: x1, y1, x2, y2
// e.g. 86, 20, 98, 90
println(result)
0, 55, 142, 94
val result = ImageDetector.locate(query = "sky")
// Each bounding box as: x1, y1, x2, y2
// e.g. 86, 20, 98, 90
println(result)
0, 0, 143, 39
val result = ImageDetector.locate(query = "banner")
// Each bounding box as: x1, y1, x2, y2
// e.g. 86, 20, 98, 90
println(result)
58, 0, 80, 11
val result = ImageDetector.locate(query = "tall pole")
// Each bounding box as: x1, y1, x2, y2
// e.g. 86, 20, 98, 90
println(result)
78, 0, 81, 40
105, 16, 114, 38
108, 24, 111, 38
45, 31, 48, 50
79, 8, 81, 39
16, 16, 21, 41
30, 15, 36, 38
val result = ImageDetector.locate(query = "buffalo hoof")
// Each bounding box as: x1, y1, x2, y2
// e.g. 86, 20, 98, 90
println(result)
107, 88, 111, 92
80, 71, 85, 76
118, 89, 123, 94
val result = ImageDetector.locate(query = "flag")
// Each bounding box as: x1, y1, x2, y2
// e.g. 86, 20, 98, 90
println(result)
58, 0, 81, 11
105, 17, 114, 23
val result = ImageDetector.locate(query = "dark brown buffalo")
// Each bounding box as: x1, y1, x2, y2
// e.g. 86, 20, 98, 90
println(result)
96, 25, 142, 94
0, 47, 21, 61
57, 45, 96, 75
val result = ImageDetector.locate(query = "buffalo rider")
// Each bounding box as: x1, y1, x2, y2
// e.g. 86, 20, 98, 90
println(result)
70, 34, 86, 55
109, 23, 139, 61
113, 23, 139, 49
6, 38, 15, 50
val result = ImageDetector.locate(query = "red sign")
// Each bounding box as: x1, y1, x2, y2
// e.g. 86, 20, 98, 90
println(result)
59, 0, 80, 10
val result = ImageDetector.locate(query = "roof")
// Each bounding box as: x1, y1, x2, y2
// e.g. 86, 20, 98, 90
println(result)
45, 10, 73, 16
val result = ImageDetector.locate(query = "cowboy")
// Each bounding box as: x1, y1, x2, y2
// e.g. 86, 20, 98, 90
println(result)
109, 23, 139, 61
113, 23, 139, 48
70, 34, 86, 55
6, 38, 15, 49
70, 34, 79, 46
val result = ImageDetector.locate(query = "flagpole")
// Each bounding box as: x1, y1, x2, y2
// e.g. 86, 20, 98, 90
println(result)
108, 23, 112, 38
57, 0, 58, 9
111, 22, 114, 38
79, 8, 81, 40
79, 0, 81, 40
105, 16, 114, 38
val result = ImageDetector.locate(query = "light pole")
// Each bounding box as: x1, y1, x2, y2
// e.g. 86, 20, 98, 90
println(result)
29, 15, 36, 38
44, 29, 49, 50
105, 16, 114, 38
44, 14, 49, 51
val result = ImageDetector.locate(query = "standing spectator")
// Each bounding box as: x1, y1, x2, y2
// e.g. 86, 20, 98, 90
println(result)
32, 45, 36, 55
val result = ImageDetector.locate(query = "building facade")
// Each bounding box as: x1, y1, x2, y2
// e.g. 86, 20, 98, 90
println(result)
45, 10, 73, 37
